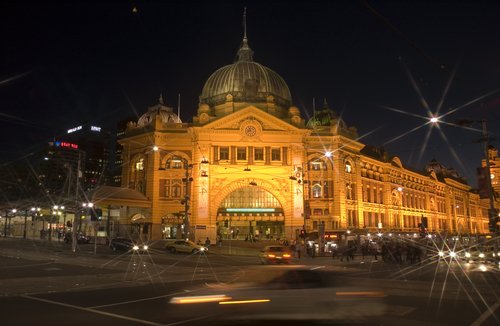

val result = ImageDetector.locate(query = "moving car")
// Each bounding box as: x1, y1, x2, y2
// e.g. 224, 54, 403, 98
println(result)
259, 245, 293, 264
168, 267, 387, 324
165, 240, 207, 254
110, 237, 148, 253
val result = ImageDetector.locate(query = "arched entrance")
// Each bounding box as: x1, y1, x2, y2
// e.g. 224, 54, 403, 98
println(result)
217, 186, 285, 240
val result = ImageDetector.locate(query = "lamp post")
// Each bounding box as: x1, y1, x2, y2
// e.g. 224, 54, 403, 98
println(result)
290, 151, 333, 242
153, 146, 194, 241
23, 208, 37, 239
3, 208, 16, 237
52, 205, 64, 241
30, 207, 41, 239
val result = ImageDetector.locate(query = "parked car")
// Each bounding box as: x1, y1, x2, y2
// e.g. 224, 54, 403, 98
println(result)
110, 237, 149, 253
259, 245, 293, 264
165, 240, 207, 254
63, 232, 90, 244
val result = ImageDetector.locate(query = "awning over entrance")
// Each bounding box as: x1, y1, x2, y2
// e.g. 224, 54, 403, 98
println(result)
131, 213, 150, 223
90, 186, 151, 208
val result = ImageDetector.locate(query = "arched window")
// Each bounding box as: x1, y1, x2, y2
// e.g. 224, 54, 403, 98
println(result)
219, 187, 282, 210
130, 155, 146, 194
312, 182, 322, 198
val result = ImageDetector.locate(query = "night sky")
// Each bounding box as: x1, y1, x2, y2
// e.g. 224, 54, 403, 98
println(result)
1, 0, 499, 187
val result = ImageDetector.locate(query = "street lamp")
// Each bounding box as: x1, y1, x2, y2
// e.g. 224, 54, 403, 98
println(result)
153, 146, 194, 240
290, 150, 333, 242
28, 207, 41, 239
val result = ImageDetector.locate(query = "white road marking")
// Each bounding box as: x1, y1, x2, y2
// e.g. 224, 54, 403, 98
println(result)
470, 301, 500, 326
22, 294, 166, 325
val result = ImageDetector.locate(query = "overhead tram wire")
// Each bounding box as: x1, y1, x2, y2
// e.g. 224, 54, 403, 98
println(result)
362, 0, 449, 74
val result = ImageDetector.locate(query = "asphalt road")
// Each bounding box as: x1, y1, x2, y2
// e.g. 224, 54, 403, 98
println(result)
0, 238, 499, 325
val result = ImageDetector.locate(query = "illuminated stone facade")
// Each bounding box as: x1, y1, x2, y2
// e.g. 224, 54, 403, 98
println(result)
118, 34, 495, 242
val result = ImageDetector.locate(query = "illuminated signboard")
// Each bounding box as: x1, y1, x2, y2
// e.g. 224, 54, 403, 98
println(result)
54, 141, 78, 149
67, 125, 82, 134
226, 208, 275, 213
91, 126, 101, 132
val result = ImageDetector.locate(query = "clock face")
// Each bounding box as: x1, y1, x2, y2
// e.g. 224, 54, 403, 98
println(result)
244, 125, 257, 137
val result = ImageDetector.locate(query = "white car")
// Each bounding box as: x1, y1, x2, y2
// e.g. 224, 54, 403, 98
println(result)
165, 240, 207, 254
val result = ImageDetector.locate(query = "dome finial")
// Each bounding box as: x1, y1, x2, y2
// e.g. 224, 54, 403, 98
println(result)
237, 6, 253, 62
159, 93, 164, 105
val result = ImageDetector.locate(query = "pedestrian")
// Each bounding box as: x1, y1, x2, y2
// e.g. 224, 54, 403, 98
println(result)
361, 242, 368, 260
331, 245, 338, 260
296, 242, 302, 259
204, 237, 211, 247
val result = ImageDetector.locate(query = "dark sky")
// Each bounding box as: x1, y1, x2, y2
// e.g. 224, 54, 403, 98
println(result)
1, 0, 499, 187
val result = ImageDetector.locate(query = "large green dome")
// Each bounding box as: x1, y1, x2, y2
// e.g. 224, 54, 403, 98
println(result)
199, 37, 292, 108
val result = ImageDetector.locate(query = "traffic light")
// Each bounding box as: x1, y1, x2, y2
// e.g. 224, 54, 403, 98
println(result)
90, 208, 102, 221
488, 209, 498, 233
421, 216, 428, 229
299, 229, 305, 238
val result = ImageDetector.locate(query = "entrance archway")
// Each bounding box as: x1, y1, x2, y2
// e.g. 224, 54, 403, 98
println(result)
217, 185, 285, 240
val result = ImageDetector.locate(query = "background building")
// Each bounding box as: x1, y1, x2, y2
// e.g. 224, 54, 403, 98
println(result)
63, 123, 111, 192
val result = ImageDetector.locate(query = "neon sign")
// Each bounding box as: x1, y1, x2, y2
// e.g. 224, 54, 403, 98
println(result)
55, 141, 78, 149
67, 125, 82, 134
91, 126, 101, 132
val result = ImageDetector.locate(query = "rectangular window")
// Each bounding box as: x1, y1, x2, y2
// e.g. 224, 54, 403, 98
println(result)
219, 147, 229, 161
237, 147, 247, 160
160, 179, 166, 197
170, 158, 183, 169
172, 179, 182, 198
271, 148, 281, 161
323, 181, 329, 198
311, 161, 322, 170
254, 148, 264, 161
313, 208, 323, 215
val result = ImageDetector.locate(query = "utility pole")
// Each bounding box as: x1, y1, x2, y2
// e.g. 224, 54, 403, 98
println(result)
72, 151, 81, 253
3, 209, 8, 238
183, 161, 193, 241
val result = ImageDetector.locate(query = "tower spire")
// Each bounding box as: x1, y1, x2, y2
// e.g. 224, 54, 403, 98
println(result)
237, 6, 253, 62
243, 6, 247, 40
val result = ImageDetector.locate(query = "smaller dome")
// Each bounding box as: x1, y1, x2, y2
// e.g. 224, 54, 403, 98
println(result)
137, 96, 182, 127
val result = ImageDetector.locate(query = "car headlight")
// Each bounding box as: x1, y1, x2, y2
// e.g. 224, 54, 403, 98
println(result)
133, 245, 139, 251
200, 247, 206, 251
143, 245, 148, 250
465, 252, 471, 258
479, 253, 485, 258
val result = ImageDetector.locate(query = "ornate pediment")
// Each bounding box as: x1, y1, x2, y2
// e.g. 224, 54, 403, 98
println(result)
200, 106, 300, 132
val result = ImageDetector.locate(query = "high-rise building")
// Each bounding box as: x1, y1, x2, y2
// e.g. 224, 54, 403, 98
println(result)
111, 117, 136, 187
38, 140, 84, 199
63, 123, 110, 192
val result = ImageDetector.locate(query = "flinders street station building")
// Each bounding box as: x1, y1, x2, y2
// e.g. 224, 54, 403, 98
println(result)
92, 31, 497, 243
